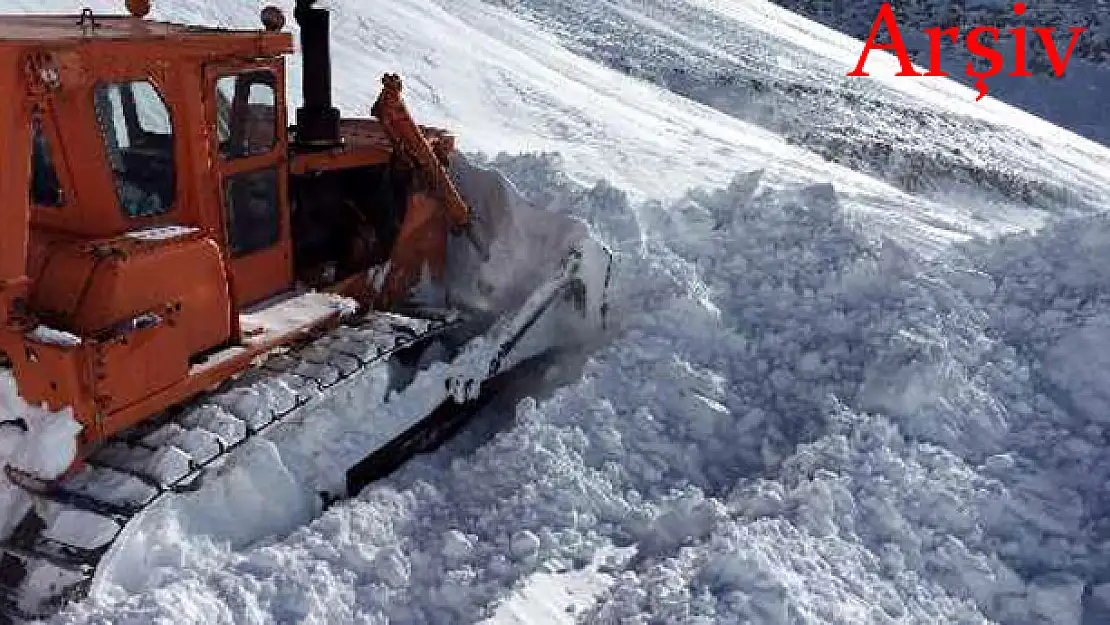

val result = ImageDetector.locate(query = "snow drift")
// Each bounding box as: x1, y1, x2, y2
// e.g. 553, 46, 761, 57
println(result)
1, 0, 1110, 623
41, 152, 1110, 625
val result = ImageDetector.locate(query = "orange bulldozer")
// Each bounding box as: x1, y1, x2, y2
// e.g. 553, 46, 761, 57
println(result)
0, 2, 611, 620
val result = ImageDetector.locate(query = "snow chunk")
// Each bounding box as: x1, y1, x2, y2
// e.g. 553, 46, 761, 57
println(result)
509, 530, 540, 561
442, 529, 475, 561
124, 226, 200, 242
372, 545, 411, 588
26, 325, 81, 348
1044, 315, 1110, 424
0, 371, 82, 541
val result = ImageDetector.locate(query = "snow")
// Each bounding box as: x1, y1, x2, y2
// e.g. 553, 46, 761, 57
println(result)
1, 0, 1110, 623
124, 226, 200, 242
484, 546, 636, 624
44, 159, 1110, 625
0, 371, 81, 543
25, 325, 81, 348
769, 0, 1110, 145
239, 291, 358, 345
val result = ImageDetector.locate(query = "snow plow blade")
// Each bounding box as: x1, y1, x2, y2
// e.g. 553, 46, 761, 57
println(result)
0, 166, 611, 623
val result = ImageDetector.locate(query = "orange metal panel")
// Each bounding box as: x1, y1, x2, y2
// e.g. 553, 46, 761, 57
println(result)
34, 232, 231, 339
92, 318, 189, 417
0, 52, 31, 305
288, 120, 455, 175
0, 329, 96, 443
376, 192, 449, 307
289, 147, 391, 175
27, 241, 96, 322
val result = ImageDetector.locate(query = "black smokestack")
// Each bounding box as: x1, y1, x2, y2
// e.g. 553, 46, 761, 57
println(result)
294, 0, 341, 147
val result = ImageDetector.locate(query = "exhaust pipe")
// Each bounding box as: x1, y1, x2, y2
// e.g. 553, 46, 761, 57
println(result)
294, 0, 342, 148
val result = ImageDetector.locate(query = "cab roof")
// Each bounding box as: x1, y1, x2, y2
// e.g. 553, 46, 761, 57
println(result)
0, 14, 282, 45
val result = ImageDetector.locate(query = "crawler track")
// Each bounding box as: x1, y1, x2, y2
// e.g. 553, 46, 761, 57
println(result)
0, 310, 461, 624
0, 243, 611, 624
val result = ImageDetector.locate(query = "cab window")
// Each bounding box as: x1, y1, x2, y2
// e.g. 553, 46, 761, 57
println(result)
30, 116, 63, 208
224, 168, 281, 257
93, 80, 176, 218
215, 70, 278, 159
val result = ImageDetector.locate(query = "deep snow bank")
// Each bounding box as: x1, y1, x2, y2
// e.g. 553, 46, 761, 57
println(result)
52, 153, 1110, 625
573, 164, 1110, 624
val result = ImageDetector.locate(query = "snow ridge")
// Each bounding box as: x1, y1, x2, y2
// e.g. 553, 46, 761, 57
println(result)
48, 151, 1110, 625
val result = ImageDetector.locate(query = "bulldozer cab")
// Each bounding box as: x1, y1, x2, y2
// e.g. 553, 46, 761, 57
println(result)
5, 15, 297, 307
0, 3, 606, 444
0, 7, 478, 442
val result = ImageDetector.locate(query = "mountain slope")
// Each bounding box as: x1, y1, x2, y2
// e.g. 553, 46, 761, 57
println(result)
478, 0, 1110, 218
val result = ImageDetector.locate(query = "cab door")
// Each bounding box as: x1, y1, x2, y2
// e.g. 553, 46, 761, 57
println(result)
203, 61, 292, 307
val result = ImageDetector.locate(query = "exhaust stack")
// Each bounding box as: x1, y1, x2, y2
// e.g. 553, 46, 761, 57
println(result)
294, 0, 342, 148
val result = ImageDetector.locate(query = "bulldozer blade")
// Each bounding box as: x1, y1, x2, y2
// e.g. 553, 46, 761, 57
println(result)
445, 156, 612, 339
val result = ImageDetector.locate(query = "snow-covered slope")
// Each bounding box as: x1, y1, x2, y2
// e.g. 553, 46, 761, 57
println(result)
313, 0, 1110, 250
3, 0, 1110, 623
480, 0, 1110, 219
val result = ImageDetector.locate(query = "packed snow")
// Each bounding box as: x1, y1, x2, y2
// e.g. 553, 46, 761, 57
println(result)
123, 226, 201, 242
1, 0, 1110, 623
0, 374, 81, 544
24, 326, 82, 348
50, 155, 1110, 625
